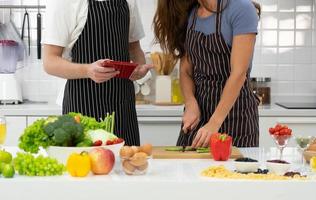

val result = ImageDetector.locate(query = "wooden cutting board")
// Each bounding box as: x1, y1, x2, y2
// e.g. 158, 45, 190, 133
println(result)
152, 146, 243, 159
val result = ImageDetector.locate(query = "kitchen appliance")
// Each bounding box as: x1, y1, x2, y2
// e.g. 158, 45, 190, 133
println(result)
276, 102, 316, 109
0, 39, 23, 104
250, 77, 271, 105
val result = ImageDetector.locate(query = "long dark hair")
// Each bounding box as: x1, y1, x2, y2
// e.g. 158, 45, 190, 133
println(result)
153, 0, 261, 59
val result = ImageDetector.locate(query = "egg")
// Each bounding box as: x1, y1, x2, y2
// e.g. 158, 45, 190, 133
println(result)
140, 143, 153, 156
120, 146, 134, 158
130, 152, 147, 167
122, 160, 136, 175
131, 146, 140, 154
136, 161, 149, 171
308, 142, 316, 151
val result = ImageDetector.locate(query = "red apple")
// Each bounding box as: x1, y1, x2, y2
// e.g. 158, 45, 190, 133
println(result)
89, 148, 115, 175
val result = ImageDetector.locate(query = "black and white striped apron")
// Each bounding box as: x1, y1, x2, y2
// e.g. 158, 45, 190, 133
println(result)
177, 0, 260, 147
63, 0, 140, 146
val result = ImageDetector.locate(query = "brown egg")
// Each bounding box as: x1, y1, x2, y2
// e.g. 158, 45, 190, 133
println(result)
120, 146, 134, 158
122, 160, 136, 175
130, 152, 147, 167
308, 143, 316, 151
136, 161, 149, 171
140, 143, 153, 156
131, 146, 140, 154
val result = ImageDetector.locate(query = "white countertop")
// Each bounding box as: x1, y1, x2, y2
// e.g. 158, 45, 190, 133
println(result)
1, 147, 315, 200
1, 102, 316, 117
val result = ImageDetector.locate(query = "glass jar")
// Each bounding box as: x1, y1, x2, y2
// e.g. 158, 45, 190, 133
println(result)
171, 66, 184, 104
250, 77, 271, 105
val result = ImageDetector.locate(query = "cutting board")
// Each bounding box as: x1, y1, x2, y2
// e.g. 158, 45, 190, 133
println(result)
152, 146, 243, 159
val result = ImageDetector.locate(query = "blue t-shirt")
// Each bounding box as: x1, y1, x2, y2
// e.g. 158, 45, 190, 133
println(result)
188, 0, 259, 47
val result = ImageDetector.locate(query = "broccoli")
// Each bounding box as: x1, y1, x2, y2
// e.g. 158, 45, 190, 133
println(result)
43, 115, 84, 147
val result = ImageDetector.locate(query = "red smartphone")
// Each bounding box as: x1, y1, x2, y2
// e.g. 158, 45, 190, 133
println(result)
102, 60, 138, 79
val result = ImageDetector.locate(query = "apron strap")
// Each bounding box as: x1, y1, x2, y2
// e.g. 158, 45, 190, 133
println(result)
215, 0, 223, 35
190, 7, 199, 30
88, 0, 94, 5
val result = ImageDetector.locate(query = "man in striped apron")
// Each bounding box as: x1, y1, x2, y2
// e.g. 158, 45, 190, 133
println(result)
43, 0, 149, 146
177, 0, 260, 147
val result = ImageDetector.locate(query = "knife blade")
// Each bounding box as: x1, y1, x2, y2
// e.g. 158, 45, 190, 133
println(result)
182, 129, 191, 152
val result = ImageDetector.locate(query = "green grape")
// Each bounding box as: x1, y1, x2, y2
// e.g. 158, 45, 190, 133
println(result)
13, 153, 65, 176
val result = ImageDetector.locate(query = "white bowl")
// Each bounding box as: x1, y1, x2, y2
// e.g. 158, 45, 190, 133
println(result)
46, 142, 124, 165
266, 161, 291, 175
234, 161, 259, 173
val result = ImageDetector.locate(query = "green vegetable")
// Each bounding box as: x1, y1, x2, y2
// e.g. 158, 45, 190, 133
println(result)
76, 139, 93, 147
165, 147, 209, 153
196, 147, 210, 153
68, 112, 115, 134
165, 147, 195, 152
43, 115, 83, 147
19, 119, 56, 153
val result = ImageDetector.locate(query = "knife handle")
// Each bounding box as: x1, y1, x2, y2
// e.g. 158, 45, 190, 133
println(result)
37, 13, 42, 59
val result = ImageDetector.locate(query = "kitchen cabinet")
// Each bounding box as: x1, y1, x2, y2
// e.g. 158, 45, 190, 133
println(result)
27, 116, 47, 126
138, 117, 182, 146
4, 116, 27, 146
259, 117, 316, 148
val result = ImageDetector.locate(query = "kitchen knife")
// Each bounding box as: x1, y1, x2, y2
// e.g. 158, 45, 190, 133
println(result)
37, 1, 42, 59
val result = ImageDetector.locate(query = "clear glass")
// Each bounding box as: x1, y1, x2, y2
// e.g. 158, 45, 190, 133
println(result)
0, 116, 7, 149
271, 134, 292, 160
294, 136, 315, 173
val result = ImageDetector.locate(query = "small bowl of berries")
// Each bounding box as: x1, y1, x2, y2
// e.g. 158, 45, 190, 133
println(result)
266, 160, 291, 175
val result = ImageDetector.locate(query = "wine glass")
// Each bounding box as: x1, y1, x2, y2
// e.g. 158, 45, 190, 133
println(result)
271, 134, 292, 160
0, 116, 7, 150
294, 135, 315, 173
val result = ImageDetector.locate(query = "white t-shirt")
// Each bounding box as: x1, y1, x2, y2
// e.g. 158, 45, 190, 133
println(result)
42, 0, 145, 60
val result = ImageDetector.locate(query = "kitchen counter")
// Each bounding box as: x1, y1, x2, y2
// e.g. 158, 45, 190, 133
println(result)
1, 102, 316, 117
1, 147, 315, 200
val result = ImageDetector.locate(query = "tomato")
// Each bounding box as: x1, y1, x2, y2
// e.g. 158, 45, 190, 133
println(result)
93, 140, 102, 146
106, 140, 114, 145
115, 138, 124, 144
279, 129, 287, 135
269, 128, 275, 134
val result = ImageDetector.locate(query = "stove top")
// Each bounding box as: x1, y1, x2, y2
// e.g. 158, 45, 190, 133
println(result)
276, 102, 316, 109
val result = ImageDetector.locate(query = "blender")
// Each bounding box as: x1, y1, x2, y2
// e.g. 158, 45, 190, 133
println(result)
0, 39, 23, 104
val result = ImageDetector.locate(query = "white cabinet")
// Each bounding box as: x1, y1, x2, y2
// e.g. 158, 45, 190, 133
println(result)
138, 117, 182, 146
27, 116, 47, 126
259, 117, 316, 148
4, 116, 27, 146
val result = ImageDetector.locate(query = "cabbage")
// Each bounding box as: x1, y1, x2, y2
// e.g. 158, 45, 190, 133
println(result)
87, 129, 118, 143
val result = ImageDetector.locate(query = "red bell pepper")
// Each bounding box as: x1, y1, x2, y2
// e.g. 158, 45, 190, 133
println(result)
210, 133, 232, 161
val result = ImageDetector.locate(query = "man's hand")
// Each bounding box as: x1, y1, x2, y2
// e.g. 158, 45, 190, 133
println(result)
87, 59, 119, 83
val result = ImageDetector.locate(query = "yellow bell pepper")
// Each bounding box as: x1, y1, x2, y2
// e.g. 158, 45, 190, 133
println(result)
311, 157, 316, 172
67, 151, 91, 177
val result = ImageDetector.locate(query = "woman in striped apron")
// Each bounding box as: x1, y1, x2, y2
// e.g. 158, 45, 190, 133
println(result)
154, 0, 261, 147
43, 0, 151, 145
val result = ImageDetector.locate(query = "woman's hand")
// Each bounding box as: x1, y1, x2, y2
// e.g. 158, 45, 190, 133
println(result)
192, 122, 219, 148
130, 64, 153, 81
182, 101, 201, 134
87, 59, 120, 83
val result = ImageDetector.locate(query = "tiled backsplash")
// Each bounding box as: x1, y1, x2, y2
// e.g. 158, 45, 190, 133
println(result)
1, 0, 316, 103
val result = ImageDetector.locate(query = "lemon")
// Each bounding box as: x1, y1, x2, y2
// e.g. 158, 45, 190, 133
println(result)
310, 157, 316, 171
